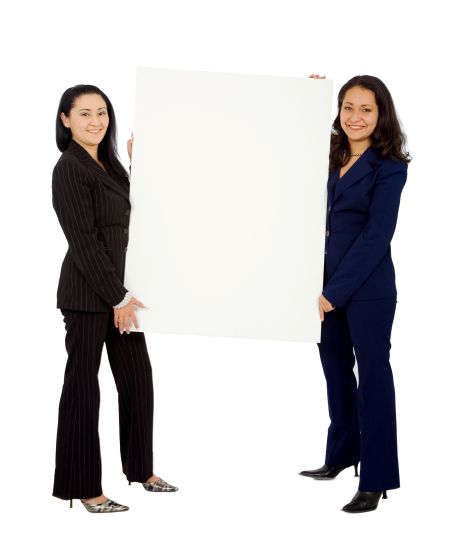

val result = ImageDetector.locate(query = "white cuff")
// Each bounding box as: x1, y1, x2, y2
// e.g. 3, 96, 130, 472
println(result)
113, 291, 133, 309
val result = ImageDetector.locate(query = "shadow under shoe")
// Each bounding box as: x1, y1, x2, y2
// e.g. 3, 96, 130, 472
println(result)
342, 490, 388, 513
299, 463, 359, 479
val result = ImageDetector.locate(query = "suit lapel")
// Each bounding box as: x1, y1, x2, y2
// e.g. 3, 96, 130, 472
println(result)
333, 148, 382, 203
67, 140, 130, 204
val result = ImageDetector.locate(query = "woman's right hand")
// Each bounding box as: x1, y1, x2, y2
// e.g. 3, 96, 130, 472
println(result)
114, 296, 145, 334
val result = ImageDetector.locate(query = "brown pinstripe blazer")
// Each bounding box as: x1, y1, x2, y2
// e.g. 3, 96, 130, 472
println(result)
52, 140, 131, 312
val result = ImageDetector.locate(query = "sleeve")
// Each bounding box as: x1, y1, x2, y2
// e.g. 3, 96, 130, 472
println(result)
52, 158, 128, 307
322, 161, 407, 308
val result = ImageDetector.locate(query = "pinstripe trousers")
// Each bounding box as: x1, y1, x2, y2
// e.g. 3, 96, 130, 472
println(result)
53, 310, 154, 500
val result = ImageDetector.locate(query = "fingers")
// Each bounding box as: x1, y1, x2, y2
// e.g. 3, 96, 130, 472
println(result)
114, 300, 143, 334
131, 297, 145, 308
318, 297, 324, 321
117, 314, 131, 334
130, 311, 139, 330
318, 294, 335, 320
319, 304, 324, 322
124, 316, 132, 334
127, 134, 134, 160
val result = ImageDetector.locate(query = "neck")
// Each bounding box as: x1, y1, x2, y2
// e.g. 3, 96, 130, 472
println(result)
348, 138, 371, 156
72, 138, 99, 161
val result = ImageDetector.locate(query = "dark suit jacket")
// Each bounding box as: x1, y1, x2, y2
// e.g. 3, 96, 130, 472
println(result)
52, 140, 131, 312
322, 148, 407, 308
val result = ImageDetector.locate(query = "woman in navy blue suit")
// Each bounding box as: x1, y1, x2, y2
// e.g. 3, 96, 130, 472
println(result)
300, 75, 411, 513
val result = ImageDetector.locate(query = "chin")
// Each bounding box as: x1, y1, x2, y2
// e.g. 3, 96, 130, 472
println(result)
86, 135, 105, 145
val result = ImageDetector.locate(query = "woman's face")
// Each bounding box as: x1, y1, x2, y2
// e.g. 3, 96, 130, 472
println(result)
340, 86, 379, 145
61, 93, 109, 149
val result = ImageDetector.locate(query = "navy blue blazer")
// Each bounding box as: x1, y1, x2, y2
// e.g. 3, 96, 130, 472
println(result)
322, 148, 407, 308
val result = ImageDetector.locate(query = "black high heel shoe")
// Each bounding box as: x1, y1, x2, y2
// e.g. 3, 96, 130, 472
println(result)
342, 490, 388, 513
299, 463, 359, 479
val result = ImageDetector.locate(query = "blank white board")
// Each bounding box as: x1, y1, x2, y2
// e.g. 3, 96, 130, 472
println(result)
126, 68, 332, 342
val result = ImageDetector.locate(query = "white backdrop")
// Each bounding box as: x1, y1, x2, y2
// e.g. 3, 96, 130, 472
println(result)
0, 1, 448, 552
127, 68, 332, 341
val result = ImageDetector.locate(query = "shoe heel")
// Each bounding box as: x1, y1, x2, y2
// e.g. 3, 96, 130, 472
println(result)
354, 463, 359, 477
128, 481, 131, 486
70, 499, 73, 508
382, 490, 388, 499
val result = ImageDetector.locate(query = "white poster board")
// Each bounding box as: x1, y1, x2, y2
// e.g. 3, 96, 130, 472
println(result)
126, 68, 332, 342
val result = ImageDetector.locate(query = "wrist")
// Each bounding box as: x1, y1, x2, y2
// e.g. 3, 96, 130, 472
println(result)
114, 291, 133, 309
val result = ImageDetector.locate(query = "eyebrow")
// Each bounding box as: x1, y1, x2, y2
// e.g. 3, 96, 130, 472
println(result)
343, 102, 374, 107
78, 106, 107, 111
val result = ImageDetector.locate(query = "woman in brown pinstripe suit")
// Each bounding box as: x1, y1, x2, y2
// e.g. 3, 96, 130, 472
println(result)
52, 84, 178, 513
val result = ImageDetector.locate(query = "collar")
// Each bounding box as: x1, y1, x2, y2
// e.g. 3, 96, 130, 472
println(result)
332, 147, 383, 203
66, 140, 130, 204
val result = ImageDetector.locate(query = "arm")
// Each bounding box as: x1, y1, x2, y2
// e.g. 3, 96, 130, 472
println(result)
52, 157, 128, 307
322, 162, 407, 307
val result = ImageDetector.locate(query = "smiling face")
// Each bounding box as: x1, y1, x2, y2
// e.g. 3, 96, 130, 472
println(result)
340, 86, 379, 150
60, 93, 109, 152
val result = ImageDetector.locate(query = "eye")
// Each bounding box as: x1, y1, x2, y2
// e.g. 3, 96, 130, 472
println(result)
343, 106, 352, 110
99, 110, 107, 116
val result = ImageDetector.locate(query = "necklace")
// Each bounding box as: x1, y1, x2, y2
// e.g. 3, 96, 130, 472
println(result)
349, 147, 369, 157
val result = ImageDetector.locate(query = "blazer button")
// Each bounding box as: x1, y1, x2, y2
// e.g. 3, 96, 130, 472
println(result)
124, 247, 128, 252
328, 206, 331, 213
325, 230, 330, 237
123, 228, 128, 234
124, 209, 130, 216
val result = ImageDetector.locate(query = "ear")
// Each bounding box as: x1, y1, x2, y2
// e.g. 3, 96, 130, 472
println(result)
60, 112, 70, 129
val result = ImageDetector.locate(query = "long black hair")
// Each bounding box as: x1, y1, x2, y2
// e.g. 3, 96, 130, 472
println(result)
56, 84, 128, 181
329, 75, 411, 171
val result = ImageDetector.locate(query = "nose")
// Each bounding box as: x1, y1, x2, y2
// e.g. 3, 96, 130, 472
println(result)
348, 113, 362, 123
89, 115, 102, 127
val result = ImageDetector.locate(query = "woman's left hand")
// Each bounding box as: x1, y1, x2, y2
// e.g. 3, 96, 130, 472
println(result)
318, 294, 335, 321
114, 296, 145, 334
127, 134, 134, 161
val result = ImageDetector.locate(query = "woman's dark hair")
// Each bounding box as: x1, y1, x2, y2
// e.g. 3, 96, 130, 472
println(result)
329, 75, 411, 171
56, 84, 128, 181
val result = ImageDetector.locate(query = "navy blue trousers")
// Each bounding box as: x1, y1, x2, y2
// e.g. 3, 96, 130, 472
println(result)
318, 299, 400, 492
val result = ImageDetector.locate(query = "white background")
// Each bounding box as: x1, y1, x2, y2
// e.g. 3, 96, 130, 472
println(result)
0, 1, 448, 552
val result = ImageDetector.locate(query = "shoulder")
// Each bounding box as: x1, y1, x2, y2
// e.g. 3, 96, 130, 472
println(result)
52, 152, 94, 196
376, 159, 408, 189
53, 150, 87, 174
371, 149, 408, 176
371, 154, 408, 195
52, 150, 94, 188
